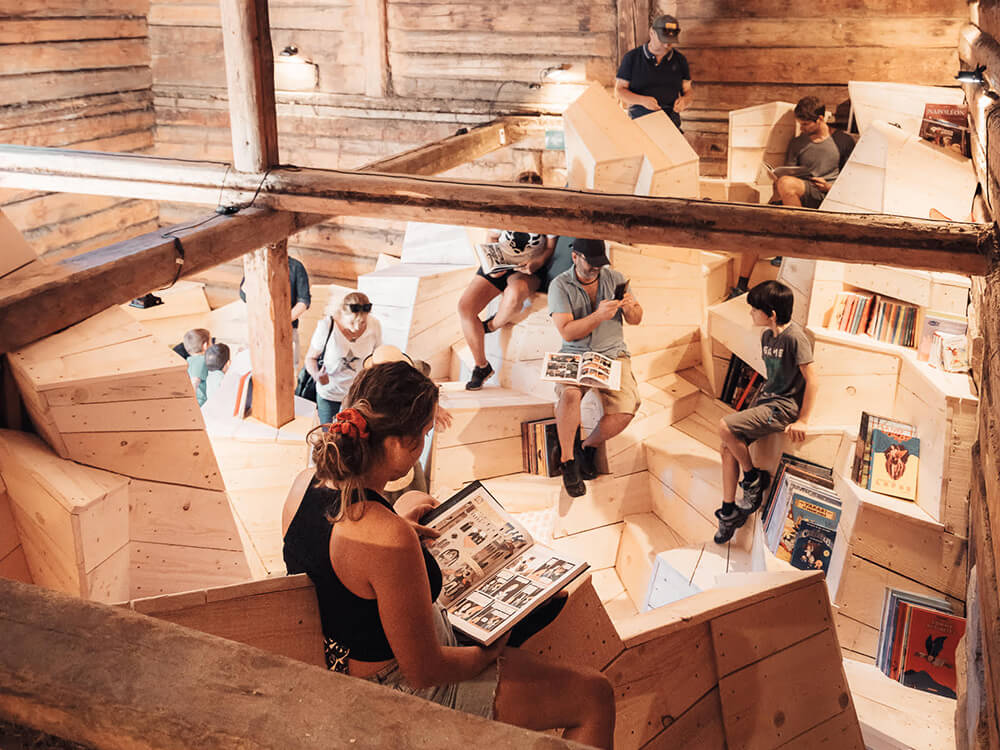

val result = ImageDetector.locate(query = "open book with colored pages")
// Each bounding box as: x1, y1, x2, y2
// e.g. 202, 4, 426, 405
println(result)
540, 351, 622, 390
420, 481, 589, 646
474, 242, 521, 275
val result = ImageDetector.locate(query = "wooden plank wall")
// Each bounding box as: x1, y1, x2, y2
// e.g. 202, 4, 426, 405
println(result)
0, 0, 159, 266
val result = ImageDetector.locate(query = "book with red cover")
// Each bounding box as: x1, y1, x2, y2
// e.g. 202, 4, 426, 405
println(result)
898, 605, 966, 698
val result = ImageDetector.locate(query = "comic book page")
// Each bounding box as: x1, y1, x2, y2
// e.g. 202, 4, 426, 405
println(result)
540, 351, 622, 390
420, 481, 588, 646
446, 544, 588, 646
474, 242, 520, 275
422, 482, 534, 608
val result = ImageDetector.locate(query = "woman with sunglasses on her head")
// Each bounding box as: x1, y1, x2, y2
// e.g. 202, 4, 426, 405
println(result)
304, 291, 382, 426
281, 362, 614, 747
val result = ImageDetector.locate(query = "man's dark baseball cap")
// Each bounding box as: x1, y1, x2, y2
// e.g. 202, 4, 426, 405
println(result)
652, 14, 680, 41
571, 238, 610, 267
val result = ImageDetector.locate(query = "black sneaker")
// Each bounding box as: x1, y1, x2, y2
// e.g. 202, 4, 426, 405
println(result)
714, 506, 748, 544
560, 458, 586, 497
574, 430, 598, 480
727, 286, 748, 300
465, 363, 494, 390
738, 469, 771, 513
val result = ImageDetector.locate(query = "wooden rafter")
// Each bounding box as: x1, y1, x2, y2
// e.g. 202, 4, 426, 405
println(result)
0, 144, 993, 275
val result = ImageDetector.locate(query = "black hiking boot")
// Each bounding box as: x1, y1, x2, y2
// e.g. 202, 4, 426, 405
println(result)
560, 458, 586, 497
738, 469, 771, 513
465, 363, 494, 391
574, 429, 599, 480
714, 506, 748, 544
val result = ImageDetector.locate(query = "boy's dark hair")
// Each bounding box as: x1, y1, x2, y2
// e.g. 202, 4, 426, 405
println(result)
747, 280, 795, 325
205, 342, 230, 372
794, 96, 825, 122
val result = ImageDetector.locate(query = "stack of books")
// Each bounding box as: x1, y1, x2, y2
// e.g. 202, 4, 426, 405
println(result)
831, 291, 919, 348
521, 417, 559, 477
720, 355, 764, 411
761, 455, 840, 575
876, 587, 966, 699
852, 412, 920, 501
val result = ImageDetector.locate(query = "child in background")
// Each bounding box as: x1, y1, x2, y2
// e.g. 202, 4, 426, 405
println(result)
714, 280, 818, 543
183, 328, 211, 407
204, 342, 230, 403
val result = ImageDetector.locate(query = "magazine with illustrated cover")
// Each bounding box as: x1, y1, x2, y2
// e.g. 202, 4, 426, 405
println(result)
420, 481, 589, 645
540, 351, 622, 390
918, 103, 971, 158
867, 428, 920, 501
474, 242, 521, 275
899, 605, 966, 698
875, 588, 952, 677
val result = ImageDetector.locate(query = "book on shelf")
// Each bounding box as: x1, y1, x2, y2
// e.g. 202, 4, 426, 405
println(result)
931, 331, 969, 373
918, 102, 972, 158
851, 412, 917, 493
875, 587, 965, 698
540, 351, 621, 390
917, 310, 967, 362
520, 417, 560, 477
762, 456, 840, 575
761, 453, 834, 522
867, 425, 920, 501
421, 481, 589, 645
474, 242, 521, 275
720, 355, 763, 411
865, 296, 919, 348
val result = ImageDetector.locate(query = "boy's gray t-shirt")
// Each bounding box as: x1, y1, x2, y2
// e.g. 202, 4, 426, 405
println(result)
785, 133, 841, 181
759, 321, 813, 409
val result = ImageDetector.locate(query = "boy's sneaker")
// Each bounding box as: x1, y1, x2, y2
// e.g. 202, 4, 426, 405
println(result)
727, 285, 748, 300
465, 363, 494, 391
738, 469, 771, 513
559, 458, 586, 497
714, 506, 748, 544
573, 430, 599, 480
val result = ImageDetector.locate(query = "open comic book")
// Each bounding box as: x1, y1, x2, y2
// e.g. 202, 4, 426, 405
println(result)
421, 481, 589, 646
474, 242, 521, 275
762, 162, 811, 180
540, 351, 622, 390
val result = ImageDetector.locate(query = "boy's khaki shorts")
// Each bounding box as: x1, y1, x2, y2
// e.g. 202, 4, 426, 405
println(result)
723, 398, 798, 444
554, 357, 641, 415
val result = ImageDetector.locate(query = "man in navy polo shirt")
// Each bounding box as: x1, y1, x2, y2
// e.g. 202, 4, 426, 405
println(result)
614, 14, 692, 130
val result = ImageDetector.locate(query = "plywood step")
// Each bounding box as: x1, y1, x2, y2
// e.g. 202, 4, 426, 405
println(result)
615, 512, 686, 610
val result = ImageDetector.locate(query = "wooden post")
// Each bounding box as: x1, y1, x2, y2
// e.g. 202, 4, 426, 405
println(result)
219, 0, 293, 427
617, 0, 651, 64
363, 0, 388, 97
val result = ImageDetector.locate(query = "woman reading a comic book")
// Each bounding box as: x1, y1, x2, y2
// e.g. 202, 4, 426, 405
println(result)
280, 361, 614, 747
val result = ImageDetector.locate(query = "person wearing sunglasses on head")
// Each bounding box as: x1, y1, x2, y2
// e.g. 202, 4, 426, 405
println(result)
305, 291, 382, 426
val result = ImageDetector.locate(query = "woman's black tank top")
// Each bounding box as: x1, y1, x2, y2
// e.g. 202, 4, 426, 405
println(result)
282, 482, 443, 662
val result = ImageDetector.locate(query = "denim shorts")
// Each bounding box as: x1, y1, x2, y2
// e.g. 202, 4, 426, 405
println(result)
363, 605, 500, 718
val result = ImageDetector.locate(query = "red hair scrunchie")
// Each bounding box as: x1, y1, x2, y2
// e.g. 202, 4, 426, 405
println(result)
330, 408, 370, 440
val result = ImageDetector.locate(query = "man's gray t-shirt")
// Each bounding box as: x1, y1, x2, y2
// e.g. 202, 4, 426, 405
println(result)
759, 321, 813, 410
547, 266, 631, 358
785, 133, 841, 181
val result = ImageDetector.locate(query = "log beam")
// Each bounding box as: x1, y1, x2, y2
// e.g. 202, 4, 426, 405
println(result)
0, 145, 992, 275
0, 578, 573, 750
0, 120, 539, 354
0, 208, 321, 354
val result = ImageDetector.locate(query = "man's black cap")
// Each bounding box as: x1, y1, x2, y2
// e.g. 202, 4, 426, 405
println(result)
652, 14, 680, 41
571, 238, 610, 267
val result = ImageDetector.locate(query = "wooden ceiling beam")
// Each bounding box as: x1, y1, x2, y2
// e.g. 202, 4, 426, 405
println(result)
0, 208, 319, 354
0, 145, 992, 275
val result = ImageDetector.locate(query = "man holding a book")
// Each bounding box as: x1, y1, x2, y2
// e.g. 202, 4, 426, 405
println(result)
547, 238, 643, 497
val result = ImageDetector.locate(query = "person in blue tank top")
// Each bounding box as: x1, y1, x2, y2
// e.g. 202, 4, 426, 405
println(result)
281, 361, 614, 747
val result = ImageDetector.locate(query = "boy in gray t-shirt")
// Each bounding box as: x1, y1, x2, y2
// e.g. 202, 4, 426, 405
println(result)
714, 281, 818, 543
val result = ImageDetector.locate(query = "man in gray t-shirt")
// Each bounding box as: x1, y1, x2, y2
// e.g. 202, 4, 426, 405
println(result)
774, 96, 847, 209
547, 239, 644, 497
